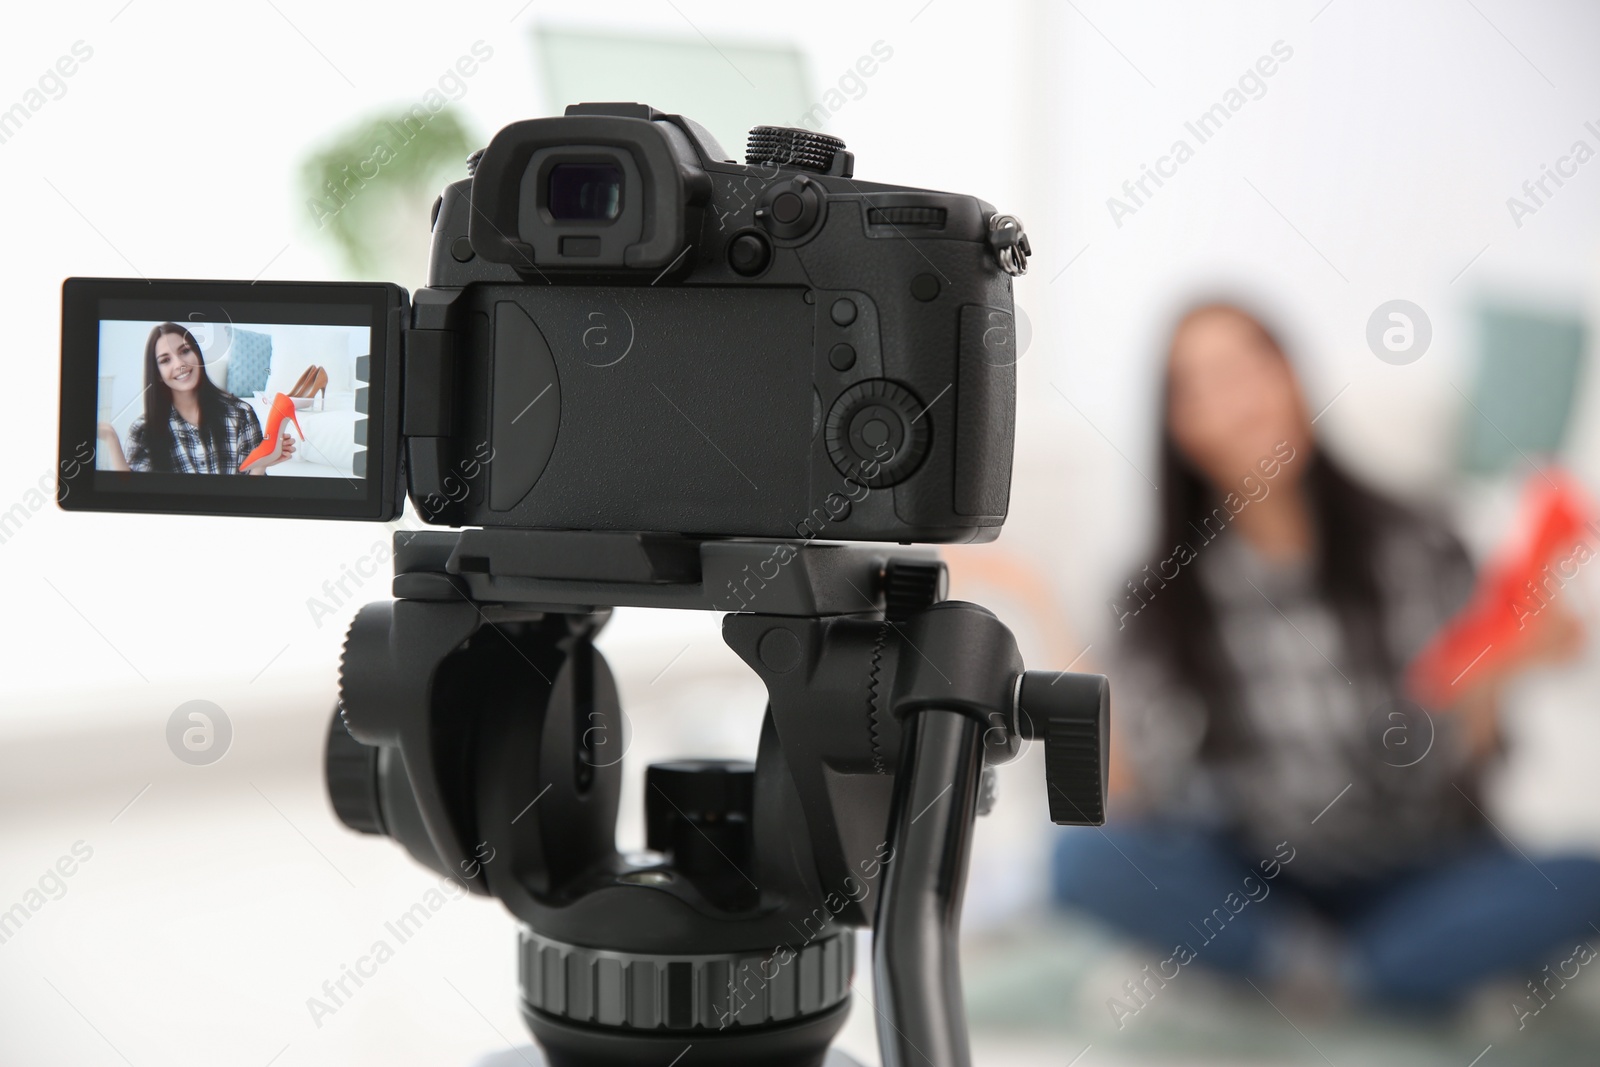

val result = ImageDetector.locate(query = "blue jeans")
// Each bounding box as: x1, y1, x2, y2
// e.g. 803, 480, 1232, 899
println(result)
1052, 822, 1600, 1008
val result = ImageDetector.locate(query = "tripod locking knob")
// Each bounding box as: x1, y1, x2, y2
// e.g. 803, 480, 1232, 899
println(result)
645, 760, 758, 909
325, 706, 385, 836
1015, 671, 1109, 826
882, 558, 947, 622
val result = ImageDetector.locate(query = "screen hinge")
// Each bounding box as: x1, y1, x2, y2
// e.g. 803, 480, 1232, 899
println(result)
403, 328, 456, 437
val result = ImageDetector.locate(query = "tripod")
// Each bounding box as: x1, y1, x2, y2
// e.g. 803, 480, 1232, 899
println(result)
325, 529, 1108, 1067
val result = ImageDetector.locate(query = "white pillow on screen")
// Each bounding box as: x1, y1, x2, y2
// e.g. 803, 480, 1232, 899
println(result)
264, 354, 312, 398
202, 325, 229, 390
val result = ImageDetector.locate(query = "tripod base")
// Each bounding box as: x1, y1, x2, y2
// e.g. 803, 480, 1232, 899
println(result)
522, 1000, 854, 1067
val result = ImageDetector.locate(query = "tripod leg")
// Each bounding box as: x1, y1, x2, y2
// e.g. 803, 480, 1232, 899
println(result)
871, 708, 985, 1067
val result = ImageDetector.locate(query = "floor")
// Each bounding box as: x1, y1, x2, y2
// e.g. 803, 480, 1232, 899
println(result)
962, 919, 1600, 1067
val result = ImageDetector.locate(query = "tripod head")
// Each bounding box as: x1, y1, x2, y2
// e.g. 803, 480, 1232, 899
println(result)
325, 530, 1108, 1067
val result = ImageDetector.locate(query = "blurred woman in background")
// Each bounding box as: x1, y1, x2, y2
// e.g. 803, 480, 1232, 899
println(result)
1053, 301, 1600, 1013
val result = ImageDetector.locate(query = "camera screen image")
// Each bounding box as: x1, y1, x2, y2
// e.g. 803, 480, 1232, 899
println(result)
59, 278, 405, 520
94, 319, 369, 479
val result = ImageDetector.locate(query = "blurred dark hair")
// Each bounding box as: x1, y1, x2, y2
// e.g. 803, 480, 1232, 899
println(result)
1127, 302, 1408, 756
141, 323, 234, 472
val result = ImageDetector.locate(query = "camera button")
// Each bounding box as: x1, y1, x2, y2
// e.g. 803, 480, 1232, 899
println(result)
830, 298, 858, 326
861, 419, 891, 447
727, 232, 771, 276
829, 343, 857, 371
451, 236, 475, 263
756, 178, 823, 238
772, 192, 805, 224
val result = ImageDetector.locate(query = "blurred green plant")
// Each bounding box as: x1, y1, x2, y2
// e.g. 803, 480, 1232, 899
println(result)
298, 107, 477, 283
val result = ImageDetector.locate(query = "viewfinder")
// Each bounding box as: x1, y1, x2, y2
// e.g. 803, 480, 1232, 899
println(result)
547, 163, 623, 221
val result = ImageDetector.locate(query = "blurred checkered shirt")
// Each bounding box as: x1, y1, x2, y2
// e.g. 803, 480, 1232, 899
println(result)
1114, 522, 1484, 883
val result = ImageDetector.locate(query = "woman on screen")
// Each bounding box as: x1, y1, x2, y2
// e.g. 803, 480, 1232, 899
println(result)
96, 322, 294, 475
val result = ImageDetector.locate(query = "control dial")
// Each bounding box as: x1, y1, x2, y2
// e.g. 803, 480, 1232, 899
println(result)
824, 379, 930, 488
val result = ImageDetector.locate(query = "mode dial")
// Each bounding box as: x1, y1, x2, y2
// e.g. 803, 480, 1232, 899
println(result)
745, 126, 852, 176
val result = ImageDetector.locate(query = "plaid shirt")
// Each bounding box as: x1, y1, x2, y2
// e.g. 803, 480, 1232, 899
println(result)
1115, 522, 1482, 882
126, 395, 265, 475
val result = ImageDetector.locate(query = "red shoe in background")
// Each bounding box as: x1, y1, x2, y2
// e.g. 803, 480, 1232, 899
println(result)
1407, 468, 1595, 706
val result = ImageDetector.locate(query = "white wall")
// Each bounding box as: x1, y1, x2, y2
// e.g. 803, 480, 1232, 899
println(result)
1022, 0, 1600, 646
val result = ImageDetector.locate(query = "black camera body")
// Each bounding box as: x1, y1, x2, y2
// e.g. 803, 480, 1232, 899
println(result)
59, 103, 1027, 542
409, 103, 1022, 542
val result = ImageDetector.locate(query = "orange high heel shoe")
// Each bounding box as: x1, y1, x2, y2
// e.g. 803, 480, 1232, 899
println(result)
240, 392, 303, 472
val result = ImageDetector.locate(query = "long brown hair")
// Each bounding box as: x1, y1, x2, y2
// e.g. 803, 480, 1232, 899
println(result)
140, 323, 235, 472
1124, 302, 1408, 756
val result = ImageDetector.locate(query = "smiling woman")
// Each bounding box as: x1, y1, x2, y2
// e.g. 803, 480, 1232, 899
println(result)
97, 322, 292, 476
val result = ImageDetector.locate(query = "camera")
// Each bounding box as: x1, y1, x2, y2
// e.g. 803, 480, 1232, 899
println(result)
59, 102, 1029, 541
53, 106, 1106, 1067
